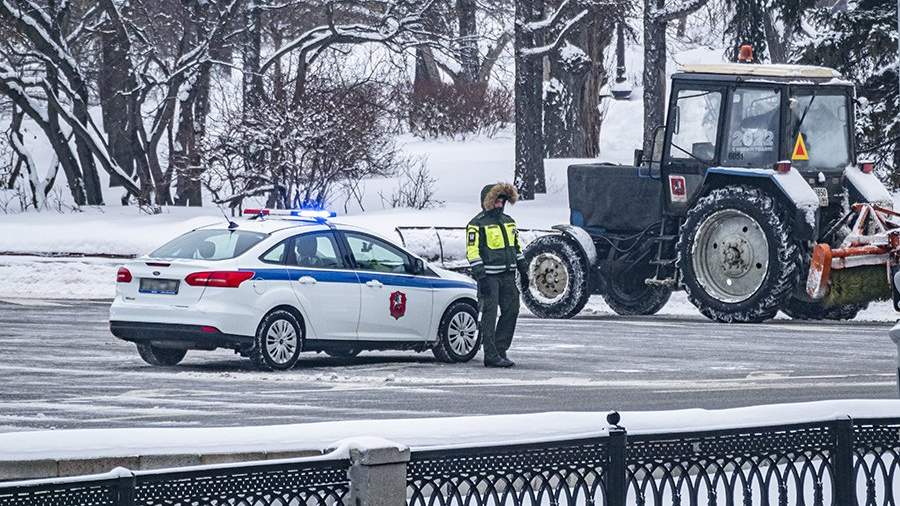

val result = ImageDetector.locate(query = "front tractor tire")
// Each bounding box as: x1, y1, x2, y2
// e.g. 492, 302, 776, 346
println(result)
521, 234, 591, 319
781, 297, 866, 321
677, 186, 801, 323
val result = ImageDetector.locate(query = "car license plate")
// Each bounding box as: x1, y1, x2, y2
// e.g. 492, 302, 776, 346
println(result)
139, 278, 180, 295
814, 187, 829, 207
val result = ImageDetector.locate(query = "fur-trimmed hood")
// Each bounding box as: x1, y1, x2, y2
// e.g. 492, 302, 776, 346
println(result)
480, 183, 519, 211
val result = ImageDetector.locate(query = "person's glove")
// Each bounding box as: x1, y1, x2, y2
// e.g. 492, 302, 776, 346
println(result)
471, 263, 486, 280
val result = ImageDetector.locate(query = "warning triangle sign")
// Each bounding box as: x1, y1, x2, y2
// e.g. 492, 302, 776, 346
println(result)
792, 134, 809, 161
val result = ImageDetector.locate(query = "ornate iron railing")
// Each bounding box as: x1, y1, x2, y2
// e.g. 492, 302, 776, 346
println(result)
0, 457, 350, 506
406, 436, 617, 506
406, 417, 900, 506
2, 415, 898, 506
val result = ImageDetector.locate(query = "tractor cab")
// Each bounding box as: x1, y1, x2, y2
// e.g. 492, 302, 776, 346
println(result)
653, 63, 857, 221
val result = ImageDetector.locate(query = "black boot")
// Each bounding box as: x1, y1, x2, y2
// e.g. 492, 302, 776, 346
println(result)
484, 356, 514, 368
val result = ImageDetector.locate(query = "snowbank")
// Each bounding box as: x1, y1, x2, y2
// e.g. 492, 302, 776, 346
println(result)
2, 400, 899, 461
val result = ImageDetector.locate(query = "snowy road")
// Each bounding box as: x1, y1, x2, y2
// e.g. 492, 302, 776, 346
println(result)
0, 298, 897, 432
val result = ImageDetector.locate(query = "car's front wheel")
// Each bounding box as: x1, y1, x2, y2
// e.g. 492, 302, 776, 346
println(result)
433, 301, 480, 363
251, 310, 303, 371
136, 343, 187, 367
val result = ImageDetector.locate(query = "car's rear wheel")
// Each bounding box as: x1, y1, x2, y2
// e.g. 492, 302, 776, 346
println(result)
433, 301, 480, 363
136, 343, 187, 367
251, 310, 303, 371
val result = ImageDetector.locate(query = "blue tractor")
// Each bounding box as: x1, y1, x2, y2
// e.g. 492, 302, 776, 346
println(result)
522, 63, 897, 323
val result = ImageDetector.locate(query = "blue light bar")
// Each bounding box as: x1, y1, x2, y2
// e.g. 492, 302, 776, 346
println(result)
290, 210, 337, 219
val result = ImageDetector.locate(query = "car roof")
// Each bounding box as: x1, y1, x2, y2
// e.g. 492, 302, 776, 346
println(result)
196, 218, 328, 235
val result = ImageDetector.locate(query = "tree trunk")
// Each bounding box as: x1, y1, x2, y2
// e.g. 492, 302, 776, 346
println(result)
543, 15, 616, 158
642, 0, 668, 155
763, 10, 786, 63
514, 0, 545, 199
456, 0, 479, 83
242, 0, 264, 116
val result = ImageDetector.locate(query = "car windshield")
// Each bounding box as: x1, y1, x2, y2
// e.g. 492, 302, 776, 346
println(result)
723, 87, 780, 167
790, 92, 851, 170
150, 229, 266, 260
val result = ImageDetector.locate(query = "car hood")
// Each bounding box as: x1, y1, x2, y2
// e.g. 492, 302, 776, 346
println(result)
431, 265, 476, 287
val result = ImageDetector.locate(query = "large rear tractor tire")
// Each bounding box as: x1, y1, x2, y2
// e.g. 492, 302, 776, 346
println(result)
603, 261, 672, 316
781, 297, 866, 321
677, 186, 801, 323
522, 234, 591, 319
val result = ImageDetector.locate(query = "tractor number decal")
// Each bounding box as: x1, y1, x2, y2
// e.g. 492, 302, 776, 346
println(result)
390, 291, 407, 320
792, 134, 809, 161
669, 175, 687, 203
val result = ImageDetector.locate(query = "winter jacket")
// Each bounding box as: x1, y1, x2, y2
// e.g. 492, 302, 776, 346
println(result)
466, 183, 528, 279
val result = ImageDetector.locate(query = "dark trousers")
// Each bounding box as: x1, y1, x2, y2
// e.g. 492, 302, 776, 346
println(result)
478, 272, 520, 362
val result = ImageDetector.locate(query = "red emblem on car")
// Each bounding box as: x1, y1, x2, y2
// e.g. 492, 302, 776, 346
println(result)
389, 291, 407, 320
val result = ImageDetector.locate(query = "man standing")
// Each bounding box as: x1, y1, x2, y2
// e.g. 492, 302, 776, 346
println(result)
466, 183, 529, 368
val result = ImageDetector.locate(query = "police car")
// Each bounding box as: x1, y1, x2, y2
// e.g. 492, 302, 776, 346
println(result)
109, 209, 480, 370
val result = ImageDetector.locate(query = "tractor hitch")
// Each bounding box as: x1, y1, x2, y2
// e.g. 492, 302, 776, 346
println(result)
807, 204, 900, 306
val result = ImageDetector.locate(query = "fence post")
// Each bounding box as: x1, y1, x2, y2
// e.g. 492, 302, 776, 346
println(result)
346, 443, 411, 506
112, 467, 136, 506
607, 412, 627, 506
832, 417, 855, 505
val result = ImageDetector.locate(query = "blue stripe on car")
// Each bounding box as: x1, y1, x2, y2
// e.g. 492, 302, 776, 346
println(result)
245, 269, 475, 290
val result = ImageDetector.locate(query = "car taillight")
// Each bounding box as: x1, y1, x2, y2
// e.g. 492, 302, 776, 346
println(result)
860, 160, 875, 174
774, 160, 792, 174
184, 271, 255, 288
117, 267, 132, 283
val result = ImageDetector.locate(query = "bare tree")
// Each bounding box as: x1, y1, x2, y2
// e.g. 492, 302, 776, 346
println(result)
642, 0, 708, 154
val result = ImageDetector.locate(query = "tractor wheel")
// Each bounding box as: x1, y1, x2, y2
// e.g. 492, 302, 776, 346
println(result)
677, 186, 801, 323
521, 234, 591, 319
781, 297, 867, 321
602, 260, 672, 316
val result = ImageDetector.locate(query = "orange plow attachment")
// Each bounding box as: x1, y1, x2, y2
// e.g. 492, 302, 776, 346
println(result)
806, 204, 900, 306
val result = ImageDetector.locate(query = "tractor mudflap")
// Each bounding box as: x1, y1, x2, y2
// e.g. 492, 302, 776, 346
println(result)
806, 203, 900, 306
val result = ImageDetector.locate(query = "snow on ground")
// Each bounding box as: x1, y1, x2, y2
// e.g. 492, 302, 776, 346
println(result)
2, 399, 898, 461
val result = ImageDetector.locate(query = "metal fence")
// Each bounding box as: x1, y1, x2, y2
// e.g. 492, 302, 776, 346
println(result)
395, 226, 552, 269
0, 457, 350, 506
406, 416, 900, 506
2, 416, 898, 506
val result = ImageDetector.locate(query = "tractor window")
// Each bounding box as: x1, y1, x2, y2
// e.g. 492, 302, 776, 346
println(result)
723, 87, 780, 167
669, 89, 723, 164
790, 92, 851, 170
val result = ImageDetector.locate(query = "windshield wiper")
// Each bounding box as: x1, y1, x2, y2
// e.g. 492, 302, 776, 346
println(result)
794, 92, 817, 134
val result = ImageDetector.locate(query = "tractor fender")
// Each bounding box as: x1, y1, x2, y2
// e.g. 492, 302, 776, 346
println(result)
550, 224, 598, 266
844, 165, 892, 207
701, 167, 820, 241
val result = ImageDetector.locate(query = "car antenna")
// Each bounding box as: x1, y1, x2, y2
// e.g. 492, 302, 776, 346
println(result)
217, 204, 239, 230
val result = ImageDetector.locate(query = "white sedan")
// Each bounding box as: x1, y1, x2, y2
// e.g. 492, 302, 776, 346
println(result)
110, 210, 480, 370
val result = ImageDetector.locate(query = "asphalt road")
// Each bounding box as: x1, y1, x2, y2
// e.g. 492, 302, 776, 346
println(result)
0, 298, 897, 431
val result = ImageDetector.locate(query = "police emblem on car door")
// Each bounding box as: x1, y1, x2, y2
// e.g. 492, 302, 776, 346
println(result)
390, 291, 407, 319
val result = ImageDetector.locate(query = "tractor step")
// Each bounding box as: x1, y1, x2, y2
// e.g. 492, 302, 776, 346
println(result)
645, 277, 677, 288
651, 235, 678, 242
650, 259, 676, 266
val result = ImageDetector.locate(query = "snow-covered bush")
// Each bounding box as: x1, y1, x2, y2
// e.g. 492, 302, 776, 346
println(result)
405, 81, 512, 139
202, 77, 404, 210
381, 161, 444, 210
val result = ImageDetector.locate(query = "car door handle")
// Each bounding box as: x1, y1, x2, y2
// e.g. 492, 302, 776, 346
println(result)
365, 280, 383, 288
297, 276, 317, 285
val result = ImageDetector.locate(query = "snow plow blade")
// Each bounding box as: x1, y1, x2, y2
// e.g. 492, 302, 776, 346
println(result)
806, 204, 900, 306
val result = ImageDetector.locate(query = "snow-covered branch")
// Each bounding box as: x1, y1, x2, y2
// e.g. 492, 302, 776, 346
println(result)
520, 9, 589, 58
649, 0, 708, 24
